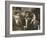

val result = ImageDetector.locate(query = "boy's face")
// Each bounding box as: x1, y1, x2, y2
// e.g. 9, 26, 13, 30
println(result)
26, 13, 29, 17
21, 12, 25, 17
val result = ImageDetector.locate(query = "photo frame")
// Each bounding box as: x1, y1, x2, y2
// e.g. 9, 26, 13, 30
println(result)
5, 1, 45, 37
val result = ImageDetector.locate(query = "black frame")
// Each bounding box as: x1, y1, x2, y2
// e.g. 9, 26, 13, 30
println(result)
5, 1, 45, 37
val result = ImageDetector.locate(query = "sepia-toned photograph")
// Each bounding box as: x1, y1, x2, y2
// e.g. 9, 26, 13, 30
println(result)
12, 7, 40, 31
9, 4, 44, 35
